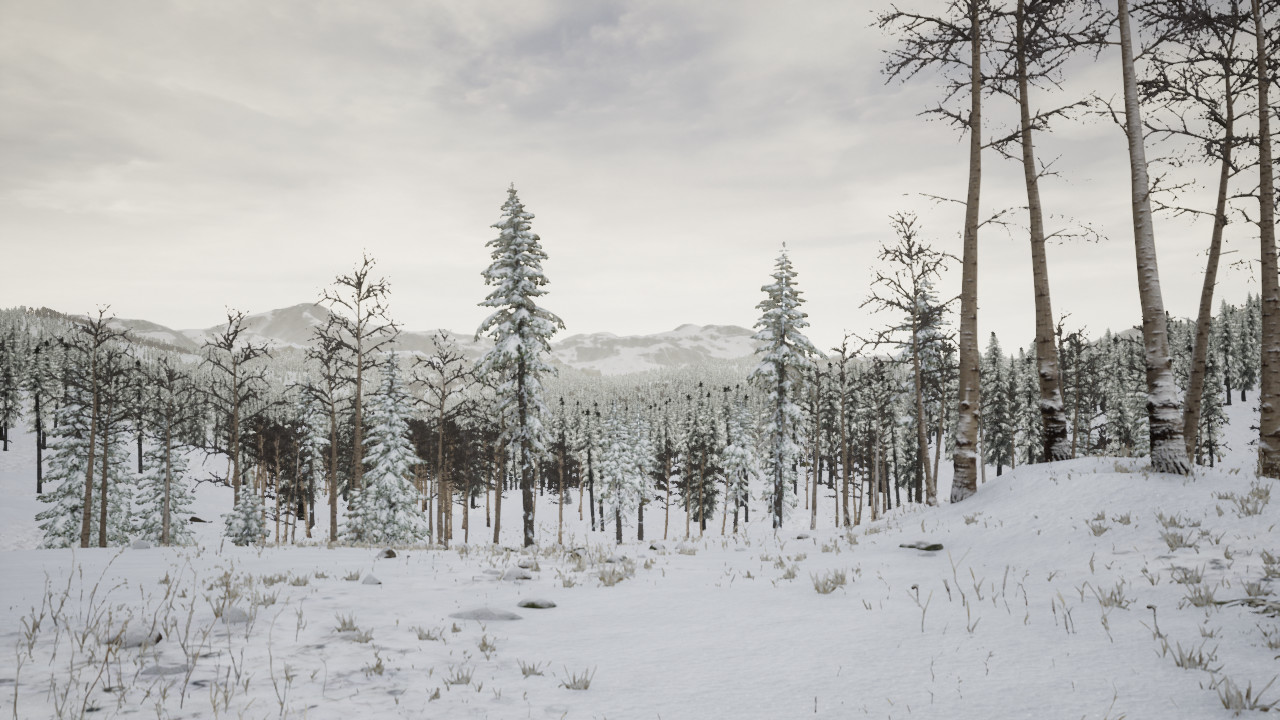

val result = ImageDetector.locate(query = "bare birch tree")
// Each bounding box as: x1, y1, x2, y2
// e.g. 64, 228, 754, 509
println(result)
879, 0, 998, 502
321, 254, 399, 497
1116, 0, 1192, 473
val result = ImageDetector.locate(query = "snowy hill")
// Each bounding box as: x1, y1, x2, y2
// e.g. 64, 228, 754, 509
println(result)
2, 402, 1276, 718
550, 323, 759, 375
73, 304, 763, 375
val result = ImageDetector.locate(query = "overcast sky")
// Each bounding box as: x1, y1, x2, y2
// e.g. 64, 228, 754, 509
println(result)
0, 0, 1264, 351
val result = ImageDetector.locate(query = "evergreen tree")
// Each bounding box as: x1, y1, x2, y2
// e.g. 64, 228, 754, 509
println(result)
597, 404, 651, 544
981, 334, 1013, 475
344, 357, 427, 545
475, 185, 565, 547
0, 337, 21, 452
750, 245, 818, 529
134, 444, 194, 545
37, 393, 93, 548
720, 389, 759, 533
224, 490, 267, 546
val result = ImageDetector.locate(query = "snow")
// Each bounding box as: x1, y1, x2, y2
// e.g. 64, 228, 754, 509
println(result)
1, 401, 1277, 718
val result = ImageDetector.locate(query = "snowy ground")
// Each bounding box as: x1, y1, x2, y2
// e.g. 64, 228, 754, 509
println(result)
1, 401, 1278, 719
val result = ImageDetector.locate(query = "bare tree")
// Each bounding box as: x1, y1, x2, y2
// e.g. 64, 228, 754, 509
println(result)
990, 0, 1111, 463
1136, 0, 1255, 461
146, 357, 201, 545
321, 254, 399, 497
1251, 0, 1279, 477
863, 213, 955, 506
879, 0, 998, 502
61, 309, 129, 548
1116, 0, 1192, 473
300, 315, 351, 541
202, 309, 273, 502
414, 332, 473, 546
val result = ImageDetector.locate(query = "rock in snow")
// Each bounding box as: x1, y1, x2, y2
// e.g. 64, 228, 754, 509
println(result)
361, 574, 382, 585
220, 607, 250, 624
449, 607, 522, 622
500, 566, 533, 581
517, 598, 557, 609
377, 548, 397, 559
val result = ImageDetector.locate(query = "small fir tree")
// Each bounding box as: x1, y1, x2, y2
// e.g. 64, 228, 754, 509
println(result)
224, 490, 267, 546
344, 357, 426, 545
750, 245, 818, 529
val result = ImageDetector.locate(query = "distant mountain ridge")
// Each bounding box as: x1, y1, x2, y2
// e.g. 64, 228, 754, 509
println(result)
103, 303, 759, 376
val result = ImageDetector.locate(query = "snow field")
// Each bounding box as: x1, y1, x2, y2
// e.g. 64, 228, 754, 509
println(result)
0, 402, 1277, 718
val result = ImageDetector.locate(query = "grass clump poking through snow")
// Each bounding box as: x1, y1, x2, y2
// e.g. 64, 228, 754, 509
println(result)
444, 666, 473, 686
1092, 581, 1132, 609
412, 625, 445, 642
1170, 566, 1205, 585
518, 659, 545, 677
560, 667, 596, 690
334, 613, 359, 632
1085, 512, 1110, 537
1182, 583, 1219, 609
597, 559, 635, 587
1216, 482, 1271, 518
1161, 639, 1222, 673
1161, 530, 1197, 551
811, 569, 847, 594
1213, 676, 1277, 713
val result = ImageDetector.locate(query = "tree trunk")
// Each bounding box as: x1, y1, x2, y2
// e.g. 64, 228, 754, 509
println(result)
230, 360, 241, 503
1118, 0, 1190, 474
327, 400, 338, 542
34, 386, 43, 494
951, 0, 984, 502
437, 404, 449, 546
79, 350, 99, 549
663, 452, 671, 540
911, 329, 932, 504
353, 342, 364, 494
1016, 0, 1070, 463
493, 444, 504, 545
98, 397, 113, 547
1183, 85, 1235, 460
1253, 0, 1280, 478
162, 418, 172, 546
557, 445, 565, 546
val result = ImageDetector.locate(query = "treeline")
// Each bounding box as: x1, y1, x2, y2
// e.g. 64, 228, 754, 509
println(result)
0, 287, 1261, 549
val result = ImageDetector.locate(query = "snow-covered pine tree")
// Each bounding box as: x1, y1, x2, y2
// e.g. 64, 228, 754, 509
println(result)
36, 391, 134, 547
344, 356, 426, 545
719, 389, 759, 534
597, 404, 651, 544
475, 185, 565, 547
981, 334, 1013, 475
681, 386, 722, 535
750, 245, 818, 529
26, 339, 59, 494
135, 443, 194, 545
224, 490, 267, 546
134, 357, 200, 546
0, 337, 21, 452
37, 394, 92, 548
1196, 348, 1228, 466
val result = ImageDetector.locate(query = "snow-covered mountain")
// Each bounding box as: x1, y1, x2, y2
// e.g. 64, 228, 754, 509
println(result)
109, 305, 759, 375
551, 323, 759, 375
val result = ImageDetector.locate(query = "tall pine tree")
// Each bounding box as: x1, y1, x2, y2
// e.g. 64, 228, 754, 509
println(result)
475, 185, 565, 547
